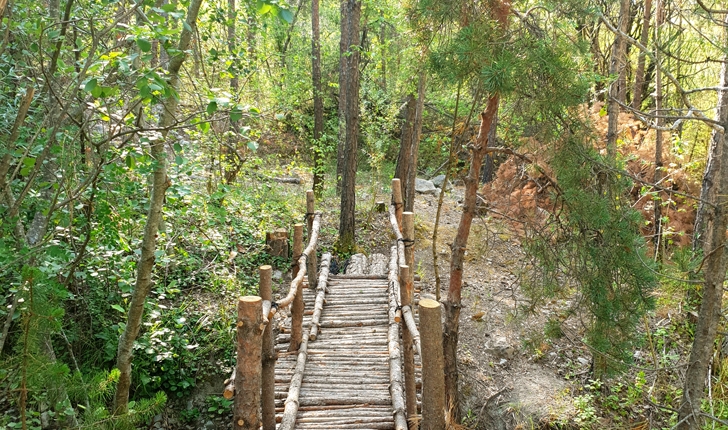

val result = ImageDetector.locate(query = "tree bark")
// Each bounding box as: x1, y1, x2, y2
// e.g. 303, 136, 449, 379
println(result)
395, 73, 426, 212
444, 95, 500, 424
678, 17, 728, 430
631, 0, 652, 110
653, 0, 663, 255
337, 0, 361, 254
311, 0, 324, 197
113, 0, 204, 414
335, 0, 352, 195
606, 0, 631, 157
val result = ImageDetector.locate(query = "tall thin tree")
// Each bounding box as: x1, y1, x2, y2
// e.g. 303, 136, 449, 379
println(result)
311, 0, 324, 197
337, 0, 361, 253
678, 14, 728, 430
113, 0, 204, 414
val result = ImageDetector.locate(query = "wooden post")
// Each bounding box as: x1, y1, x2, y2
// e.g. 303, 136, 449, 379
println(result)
259, 266, 276, 430
392, 178, 404, 231
306, 190, 318, 288
289, 224, 304, 352
402, 212, 415, 288
420, 298, 446, 430
233, 296, 263, 430
399, 264, 417, 418
265, 229, 289, 258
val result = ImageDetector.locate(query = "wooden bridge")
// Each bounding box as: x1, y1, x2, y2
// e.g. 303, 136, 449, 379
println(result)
224, 180, 446, 430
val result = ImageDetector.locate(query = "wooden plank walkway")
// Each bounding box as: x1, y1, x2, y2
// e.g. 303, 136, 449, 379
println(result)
274, 272, 400, 429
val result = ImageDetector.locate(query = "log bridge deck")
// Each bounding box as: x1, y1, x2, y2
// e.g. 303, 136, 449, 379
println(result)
275, 263, 415, 429
228, 181, 444, 430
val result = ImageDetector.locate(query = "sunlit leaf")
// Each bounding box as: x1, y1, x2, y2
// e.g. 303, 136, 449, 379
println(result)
136, 38, 152, 53
247, 141, 259, 151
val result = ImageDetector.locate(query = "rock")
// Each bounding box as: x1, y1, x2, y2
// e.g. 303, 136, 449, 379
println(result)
577, 356, 590, 366
478, 365, 573, 430
272, 270, 283, 280
367, 253, 388, 275
415, 178, 439, 195
204, 420, 215, 429
430, 174, 452, 191
486, 337, 515, 359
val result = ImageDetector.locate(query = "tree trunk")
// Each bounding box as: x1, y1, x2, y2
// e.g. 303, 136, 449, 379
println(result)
444, 95, 500, 424
606, 0, 631, 157
678, 17, 728, 430
228, 0, 238, 95
631, 0, 652, 110
336, 0, 353, 195
653, 0, 663, 256
337, 0, 361, 254
395, 94, 415, 205
113, 0, 204, 414
311, 0, 324, 197
395, 73, 426, 212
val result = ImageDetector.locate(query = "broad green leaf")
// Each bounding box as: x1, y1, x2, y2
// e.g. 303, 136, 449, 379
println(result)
84, 78, 98, 92
257, 1, 272, 15
173, 143, 183, 152
22, 157, 35, 167
161, 3, 177, 12
183, 21, 192, 32
247, 141, 259, 151
206, 101, 218, 115
136, 38, 152, 53
197, 121, 210, 133
230, 109, 243, 122
274, 113, 285, 121
280, 9, 294, 23
111, 304, 125, 313
125, 154, 136, 169
175, 155, 184, 165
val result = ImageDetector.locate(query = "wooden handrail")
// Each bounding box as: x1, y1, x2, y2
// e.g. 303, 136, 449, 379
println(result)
273, 212, 322, 312
387, 247, 409, 430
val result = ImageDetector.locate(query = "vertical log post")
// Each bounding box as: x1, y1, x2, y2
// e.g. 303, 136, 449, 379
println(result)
233, 296, 264, 430
289, 224, 304, 352
392, 178, 404, 232
399, 264, 417, 418
259, 266, 276, 430
420, 298, 446, 430
402, 212, 415, 287
306, 190, 318, 288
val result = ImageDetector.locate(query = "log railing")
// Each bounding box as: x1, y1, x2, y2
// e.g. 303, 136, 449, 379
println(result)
226, 190, 322, 430
389, 178, 444, 426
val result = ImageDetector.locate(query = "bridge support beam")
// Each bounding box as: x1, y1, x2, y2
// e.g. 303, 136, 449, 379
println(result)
399, 264, 417, 418
289, 224, 304, 352
260, 266, 276, 430
306, 190, 318, 288
234, 296, 264, 430
392, 178, 404, 230
420, 298, 446, 430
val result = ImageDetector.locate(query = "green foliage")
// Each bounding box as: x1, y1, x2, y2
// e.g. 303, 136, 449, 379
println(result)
524, 134, 657, 375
